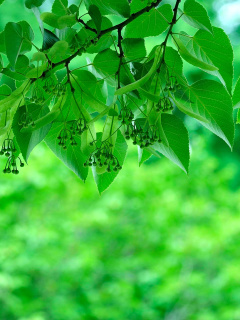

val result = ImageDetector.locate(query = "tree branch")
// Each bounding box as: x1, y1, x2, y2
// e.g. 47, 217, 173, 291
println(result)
98, 0, 164, 37
116, 28, 124, 89
78, 18, 97, 34
52, 0, 164, 69
161, 0, 182, 58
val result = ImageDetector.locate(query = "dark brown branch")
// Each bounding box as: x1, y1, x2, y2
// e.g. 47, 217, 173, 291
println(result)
98, 0, 163, 37
78, 18, 97, 34
116, 28, 124, 89
162, 0, 182, 58
52, 0, 164, 69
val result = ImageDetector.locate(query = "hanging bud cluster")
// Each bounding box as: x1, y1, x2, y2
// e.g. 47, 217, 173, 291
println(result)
52, 83, 66, 97
77, 37, 96, 56
164, 76, 181, 93
43, 78, 56, 94
57, 118, 88, 150
18, 110, 35, 128
118, 106, 134, 125
124, 121, 162, 148
3, 154, 24, 174
70, 118, 88, 135
0, 139, 24, 174
84, 141, 122, 173
0, 139, 17, 156
155, 97, 174, 113
57, 128, 77, 150
43, 79, 66, 97
30, 87, 44, 104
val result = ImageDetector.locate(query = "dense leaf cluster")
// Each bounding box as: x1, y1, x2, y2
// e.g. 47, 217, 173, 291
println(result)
0, 0, 238, 192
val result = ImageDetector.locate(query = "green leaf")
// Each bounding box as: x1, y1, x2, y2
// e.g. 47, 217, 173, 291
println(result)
25, 0, 45, 9
138, 147, 152, 166
70, 72, 108, 113
31, 52, 47, 63
4, 22, 23, 68
41, 12, 59, 28
1, 68, 27, 81
0, 31, 6, 54
0, 54, 3, 69
122, 38, 146, 62
45, 122, 89, 181
183, 0, 213, 33
0, 80, 31, 113
41, 12, 76, 29
233, 77, 240, 109
72, 70, 107, 104
0, 112, 9, 136
84, 0, 130, 18
52, 0, 68, 16
138, 87, 160, 103
92, 131, 128, 193
0, 85, 12, 101
69, 4, 78, 14
42, 28, 60, 51
24, 93, 68, 132
18, 21, 34, 53
237, 109, 240, 124
48, 40, 69, 63
115, 45, 162, 96
57, 27, 76, 44
102, 104, 119, 146
176, 27, 234, 93
93, 49, 119, 78
32, 6, 44, 34
172, 34, 219, 72
26, 63, 48, 78
0, 0, 5, 6
130, 0, 148, 14
154, 114, 190, 173
57, 14, 76, 29
83, 17, 113, 54
124, 4, 173, 38
164, 46, 187, 86
12, 104, 51, 162
88, 4, 102, 34
175, 79, 234, 148
15, 55, 30, 73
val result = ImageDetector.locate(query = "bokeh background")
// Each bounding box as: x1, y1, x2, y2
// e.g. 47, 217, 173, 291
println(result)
1, 0, 240, 319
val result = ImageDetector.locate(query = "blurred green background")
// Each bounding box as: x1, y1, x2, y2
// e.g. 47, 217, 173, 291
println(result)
1, 0, 240, 319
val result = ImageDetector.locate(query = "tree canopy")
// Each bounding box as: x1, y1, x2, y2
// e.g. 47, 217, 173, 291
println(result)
0, 0, 238, 192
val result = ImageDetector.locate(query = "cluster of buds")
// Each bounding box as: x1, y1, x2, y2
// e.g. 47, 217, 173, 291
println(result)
77, 37, 97, 56
52, 83, 66, 97
124, 121, 162, 148
57, 118, 88, 150
30, 87, 44, 104
57, 128, 77, 150
0, 139, 17, 156
43, 79, 66, 97
0, 139, 24, 174
43, 78, 56, 94
70, 118, 88, 135
164, 76, 181, 93
84, 141, 122, 173
155, 97, 174, 112
118, 106, 134, 125
3, 154, 24, 174
18, 110, 35, 128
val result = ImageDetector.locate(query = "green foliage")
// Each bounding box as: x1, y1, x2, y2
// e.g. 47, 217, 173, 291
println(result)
2, 130, 240, 319
182, 0, 213, 33
0, 0, 238, 192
